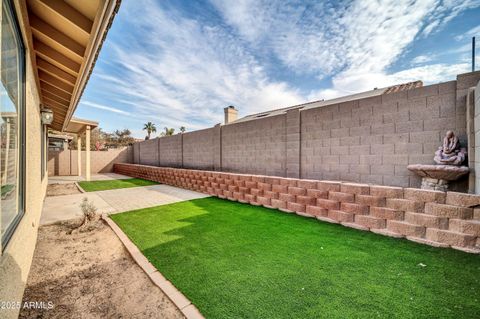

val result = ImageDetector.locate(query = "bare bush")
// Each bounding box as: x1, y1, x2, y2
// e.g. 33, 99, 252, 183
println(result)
68, 197, 100, 234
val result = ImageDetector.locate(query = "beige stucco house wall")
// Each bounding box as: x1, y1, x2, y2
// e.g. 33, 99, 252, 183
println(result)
0, 2, 47, 317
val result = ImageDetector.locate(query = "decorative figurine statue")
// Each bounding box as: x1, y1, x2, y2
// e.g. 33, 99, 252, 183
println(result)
408, 130, 469, 190
434, 131, 467, 166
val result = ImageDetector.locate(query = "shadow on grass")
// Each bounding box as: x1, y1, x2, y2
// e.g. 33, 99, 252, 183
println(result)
112, 197, 480, 319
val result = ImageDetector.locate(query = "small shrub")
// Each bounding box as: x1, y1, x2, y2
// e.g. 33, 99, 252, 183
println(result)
80, 197, 98, 222
68, 197, 100, 234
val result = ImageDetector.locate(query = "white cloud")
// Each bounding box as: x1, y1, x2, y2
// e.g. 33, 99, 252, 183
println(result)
411, 55, 435, 65
80, 101, 131, 116
210, 0, 346, 75
455, 24, 480, 41
387, 63, 470, 84
84, 0, 479, 134
211, 0, 451, 76
308, 63, 470, 100
89, 0, 305, 131
421, 0, 480, 37
212, 0, 478, 102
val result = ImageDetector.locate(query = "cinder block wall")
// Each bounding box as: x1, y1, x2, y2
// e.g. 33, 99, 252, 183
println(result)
137, 138, 158, 166
159, 134, 182, 167
222, 114, 286, 176
48, 146, 133, 176
301, 81, 459, 187
132, 72, 480, 191
133, 143, 140, 164
47, 149, 72, 176
183, 127, 217, 170
114, 163, 480, 253
473, 82, 480, 193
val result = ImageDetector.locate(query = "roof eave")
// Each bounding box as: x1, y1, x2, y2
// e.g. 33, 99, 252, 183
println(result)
61, 0, 121, 131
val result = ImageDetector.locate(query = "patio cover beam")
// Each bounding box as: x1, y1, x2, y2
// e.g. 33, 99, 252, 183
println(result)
36, 0, 93, 35
34, 40, 80, 75
29, 14, 86, 59
38, 70, 74, 94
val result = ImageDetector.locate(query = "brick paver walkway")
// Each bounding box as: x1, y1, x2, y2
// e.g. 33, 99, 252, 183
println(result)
48, 173, 131, 184
41, 184, 209, 225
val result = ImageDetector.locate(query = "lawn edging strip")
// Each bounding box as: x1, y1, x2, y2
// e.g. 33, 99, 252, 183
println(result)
74, 181, 86, 193
102, 214, 204, 319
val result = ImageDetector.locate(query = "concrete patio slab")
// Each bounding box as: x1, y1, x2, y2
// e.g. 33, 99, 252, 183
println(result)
41, 193, 116, 225
41, 184, 209, 225
48, 173, 131, 184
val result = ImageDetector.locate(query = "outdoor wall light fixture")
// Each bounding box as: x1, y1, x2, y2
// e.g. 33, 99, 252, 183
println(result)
41, 109, 54, 125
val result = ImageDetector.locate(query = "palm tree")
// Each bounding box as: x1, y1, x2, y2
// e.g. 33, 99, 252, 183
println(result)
179, 126, 186, 133
143, 122, 156, 140
159, 127, 175, 136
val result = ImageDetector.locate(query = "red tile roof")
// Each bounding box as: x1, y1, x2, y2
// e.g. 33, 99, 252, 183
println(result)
383, 81, 423, 94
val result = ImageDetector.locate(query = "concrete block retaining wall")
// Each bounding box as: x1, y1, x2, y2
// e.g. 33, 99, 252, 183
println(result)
114, 163, 480, 253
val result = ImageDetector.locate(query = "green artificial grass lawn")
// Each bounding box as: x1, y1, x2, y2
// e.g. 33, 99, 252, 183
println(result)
78, 178, 158, 192
111, 197, 480, 319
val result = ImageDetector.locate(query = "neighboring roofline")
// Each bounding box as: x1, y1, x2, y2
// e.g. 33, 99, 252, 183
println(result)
232, 89, 385, 124
64, 117, 99, 134
62, 0, 122, 131
70, 117, 99, 127
1, 112, 18, 118
48, 133, 73, 140
232, 81, 423, 124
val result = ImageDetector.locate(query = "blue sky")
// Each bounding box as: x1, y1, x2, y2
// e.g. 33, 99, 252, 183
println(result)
74, 0, 480, 138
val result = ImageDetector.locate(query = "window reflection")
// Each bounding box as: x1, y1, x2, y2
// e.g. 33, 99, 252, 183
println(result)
1, 0, 24, 243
